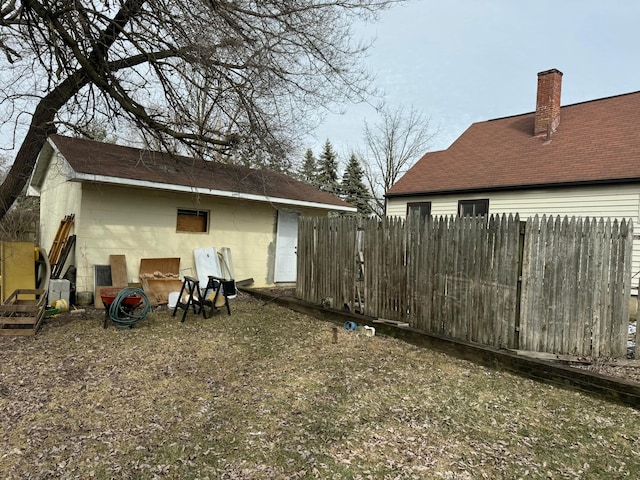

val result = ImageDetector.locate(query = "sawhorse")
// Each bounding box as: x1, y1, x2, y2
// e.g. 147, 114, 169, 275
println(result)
172, 275, 233, 322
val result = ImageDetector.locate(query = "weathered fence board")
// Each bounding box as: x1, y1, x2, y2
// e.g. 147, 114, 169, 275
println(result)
517, 216, 632, 357
297, 214, 633, 358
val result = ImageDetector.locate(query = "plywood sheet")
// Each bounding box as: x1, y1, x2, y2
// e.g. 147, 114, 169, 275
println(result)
141, 278, 183, 306
109, 255, 128, 287
139, 258, 180, 276
95, 285, 111, 309
1, 242, 36, 302
194, 248, 222, 284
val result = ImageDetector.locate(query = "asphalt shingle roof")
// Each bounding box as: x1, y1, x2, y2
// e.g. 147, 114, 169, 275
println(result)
48, 134, 352, 209
387, 91, 640, 197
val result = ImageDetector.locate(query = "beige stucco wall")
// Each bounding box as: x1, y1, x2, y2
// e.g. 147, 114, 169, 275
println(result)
73, 183, 297, 292
40, 181, 330, 293
386, 183, 640, 280
34, 150, 344, 296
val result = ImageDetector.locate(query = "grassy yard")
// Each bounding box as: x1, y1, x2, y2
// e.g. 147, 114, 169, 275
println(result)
1, 293, 639, 479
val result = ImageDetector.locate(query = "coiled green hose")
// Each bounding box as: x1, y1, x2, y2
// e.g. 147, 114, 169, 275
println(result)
109, 287, 152, 327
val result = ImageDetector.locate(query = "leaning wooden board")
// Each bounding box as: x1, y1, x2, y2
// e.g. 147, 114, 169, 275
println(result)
109, 255, 128, 287
373, 318, 410, 328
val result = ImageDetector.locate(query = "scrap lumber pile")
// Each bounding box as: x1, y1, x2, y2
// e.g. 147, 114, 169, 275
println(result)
140, 271, 180, 279
138, 258, 183, 306
96, 257, 184, 308
49, 214, 75, 279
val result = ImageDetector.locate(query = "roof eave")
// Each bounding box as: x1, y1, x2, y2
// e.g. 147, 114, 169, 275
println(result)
385, 177, 640, 198
28, 139, 57, 189
71, 172, 357, 212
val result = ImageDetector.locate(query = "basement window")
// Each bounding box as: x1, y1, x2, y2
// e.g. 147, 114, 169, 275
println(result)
458, 199, 489, 217
176, 209, 209, 233
406, 202, 432, 220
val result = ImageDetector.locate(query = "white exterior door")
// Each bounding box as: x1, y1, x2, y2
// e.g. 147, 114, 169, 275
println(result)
274, 210, 299, 283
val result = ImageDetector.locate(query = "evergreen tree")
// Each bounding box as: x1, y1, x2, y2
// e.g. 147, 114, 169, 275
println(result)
341, 153, 373, 215
299, 148, 318, 185
317, 140, 340, 195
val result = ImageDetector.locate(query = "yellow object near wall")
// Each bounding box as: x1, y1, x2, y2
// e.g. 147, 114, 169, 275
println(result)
1, 241, 36, 302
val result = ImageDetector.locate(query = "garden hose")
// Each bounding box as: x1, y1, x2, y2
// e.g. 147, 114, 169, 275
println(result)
109, 287, 152, 327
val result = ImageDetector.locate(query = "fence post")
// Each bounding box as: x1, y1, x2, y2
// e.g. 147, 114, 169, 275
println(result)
637, 276, 640, 359
513, 219, 527, 350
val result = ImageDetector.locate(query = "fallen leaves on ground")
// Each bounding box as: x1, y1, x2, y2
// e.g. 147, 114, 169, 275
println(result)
1, 293, 639, 479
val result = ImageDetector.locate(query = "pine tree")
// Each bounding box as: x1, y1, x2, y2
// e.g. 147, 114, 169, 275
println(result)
299, 148, 318, 185
317, 140, 340, 195
341, 153, 372, 215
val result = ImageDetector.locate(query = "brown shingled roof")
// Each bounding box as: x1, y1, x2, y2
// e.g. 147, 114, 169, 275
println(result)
47, 134, 353, 209
387, 91, 640, 197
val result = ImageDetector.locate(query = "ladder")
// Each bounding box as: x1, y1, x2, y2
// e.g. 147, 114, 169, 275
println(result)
49, 214, 75, 276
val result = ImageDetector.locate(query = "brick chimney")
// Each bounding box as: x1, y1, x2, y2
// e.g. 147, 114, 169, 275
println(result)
534, 69, 563, 137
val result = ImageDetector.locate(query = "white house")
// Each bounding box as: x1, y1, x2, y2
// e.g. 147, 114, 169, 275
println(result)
386, 69, 640, 279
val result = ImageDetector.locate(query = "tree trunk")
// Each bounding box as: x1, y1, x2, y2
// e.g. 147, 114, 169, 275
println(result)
0, 76, 88, 219
0, 0, 144, 219
0, 118, 53, 218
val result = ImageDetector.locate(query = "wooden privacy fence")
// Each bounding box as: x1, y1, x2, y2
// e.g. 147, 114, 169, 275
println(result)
296, 214, 633, 358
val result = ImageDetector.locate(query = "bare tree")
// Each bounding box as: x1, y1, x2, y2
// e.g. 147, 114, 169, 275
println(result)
360, 105, 437, 218
0, 153, 38, 241
0, 0, 402, 218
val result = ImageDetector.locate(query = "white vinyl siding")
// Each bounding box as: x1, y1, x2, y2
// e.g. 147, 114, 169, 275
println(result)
386, 184, 640, 282
387, 185, 640, 220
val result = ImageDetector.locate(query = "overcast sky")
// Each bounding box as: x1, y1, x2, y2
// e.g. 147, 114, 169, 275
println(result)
307, 0, 640, 163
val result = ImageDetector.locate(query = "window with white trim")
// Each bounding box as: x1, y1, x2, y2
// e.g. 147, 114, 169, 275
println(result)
458, 199, 489, 217
406, 201, 432, 220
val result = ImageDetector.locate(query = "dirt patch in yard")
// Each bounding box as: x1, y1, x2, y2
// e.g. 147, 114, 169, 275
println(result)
576, 357, 640, 384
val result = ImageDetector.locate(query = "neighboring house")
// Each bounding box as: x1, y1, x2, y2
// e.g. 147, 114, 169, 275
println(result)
386, 68, 640, 277
29, 134, 355, 298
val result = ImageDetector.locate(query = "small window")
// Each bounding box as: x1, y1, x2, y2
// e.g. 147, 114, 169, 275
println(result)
458, 199, 489, 217
177, 209, 209, 233
406, 202, 431, 220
